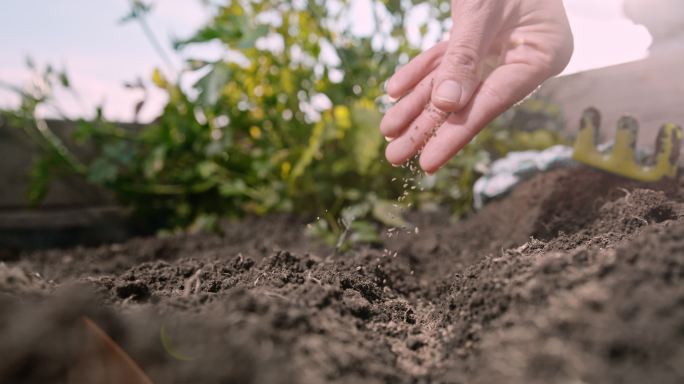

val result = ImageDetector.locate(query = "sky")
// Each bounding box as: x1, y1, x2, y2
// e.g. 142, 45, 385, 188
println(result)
0, 0, 652, 123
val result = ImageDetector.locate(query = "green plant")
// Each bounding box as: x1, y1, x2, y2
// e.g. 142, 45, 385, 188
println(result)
1, 0, 566, 245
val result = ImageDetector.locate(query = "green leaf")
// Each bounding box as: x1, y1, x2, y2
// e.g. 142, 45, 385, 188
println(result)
197, 161, 219, 178
173, 26, 221, 49
174, 14, 245, 49
237, 25, 269, 49
59, 70, 70, 88
419, 20, 430, 37
103, 141, 134, 166
219, 179, 248, 197
349, 221, 381, 244
144, 146, 166, 178
383, 0, 402, 14
194, 63, 231, 106
349, 102, 383, 175
88, 158, 118, 184
187, 59, 210, 71
73, 120, 96, 142
340, 201, 371, 226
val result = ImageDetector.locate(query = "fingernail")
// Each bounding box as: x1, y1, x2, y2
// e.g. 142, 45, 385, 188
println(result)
384, 136, 393, 142
384, 78, 392, 93
434, 80, 462, 105
387, 96, 398, 103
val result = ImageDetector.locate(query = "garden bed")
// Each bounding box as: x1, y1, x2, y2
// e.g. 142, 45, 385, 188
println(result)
2, 166, 684, 383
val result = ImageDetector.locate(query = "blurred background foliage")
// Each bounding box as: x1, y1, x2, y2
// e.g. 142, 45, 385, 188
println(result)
0, 0, 565, 244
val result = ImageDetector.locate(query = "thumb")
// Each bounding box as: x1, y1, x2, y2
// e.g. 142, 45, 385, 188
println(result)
431, 5, 498, 112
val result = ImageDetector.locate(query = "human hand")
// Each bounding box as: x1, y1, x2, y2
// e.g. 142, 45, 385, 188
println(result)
381, 0, 574, 173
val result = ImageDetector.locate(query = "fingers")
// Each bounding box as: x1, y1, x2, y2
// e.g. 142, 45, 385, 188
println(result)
431, 2, 502, 113
380, 71, 437, 139
385, 101, 450, 165
385, 42, 448, 99
419, 62, 550, 173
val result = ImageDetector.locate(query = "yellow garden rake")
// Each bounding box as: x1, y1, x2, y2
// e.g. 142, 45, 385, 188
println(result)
572, 107, 683, 182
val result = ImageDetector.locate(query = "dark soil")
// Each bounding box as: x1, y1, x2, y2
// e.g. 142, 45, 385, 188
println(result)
2, 166, 684, 384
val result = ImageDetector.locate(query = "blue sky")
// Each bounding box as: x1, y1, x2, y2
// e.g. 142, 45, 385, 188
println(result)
0, 0, 651, 122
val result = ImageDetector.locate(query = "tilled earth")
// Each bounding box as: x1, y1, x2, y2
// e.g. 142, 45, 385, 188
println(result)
2, 167, 684, 383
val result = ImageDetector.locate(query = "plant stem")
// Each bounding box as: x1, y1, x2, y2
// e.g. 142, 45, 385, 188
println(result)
129, 0, 177, 75
34, 115, 88, 175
